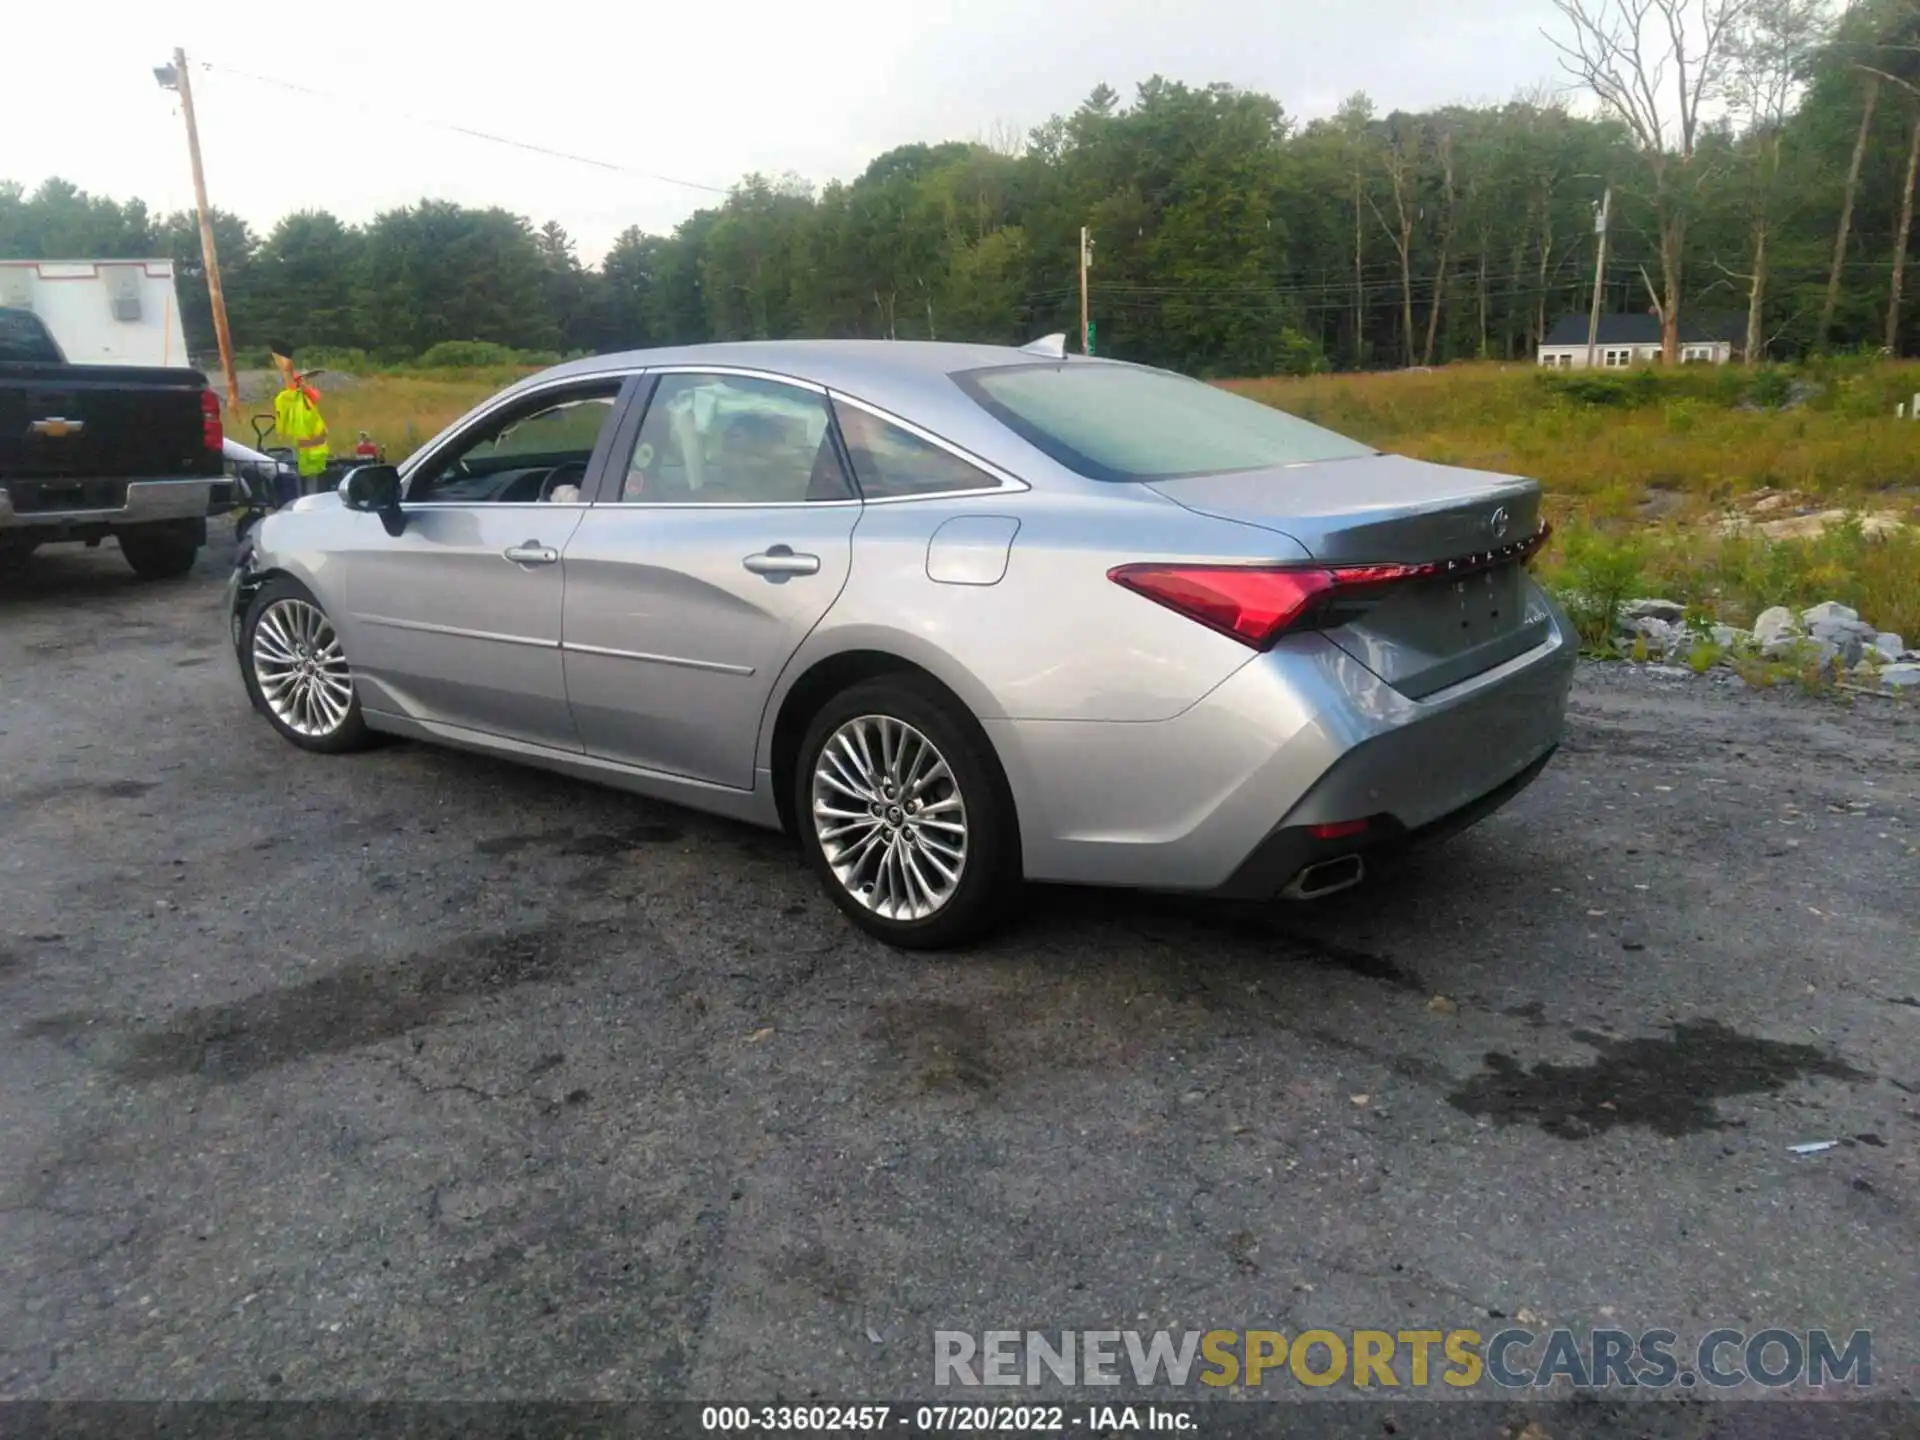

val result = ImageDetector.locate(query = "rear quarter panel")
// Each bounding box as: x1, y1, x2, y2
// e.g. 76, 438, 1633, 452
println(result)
768, 481, 1316, 733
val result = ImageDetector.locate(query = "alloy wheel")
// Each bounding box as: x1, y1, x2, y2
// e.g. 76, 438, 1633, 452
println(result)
810, 714, 968, 921
251, 598, 354, 738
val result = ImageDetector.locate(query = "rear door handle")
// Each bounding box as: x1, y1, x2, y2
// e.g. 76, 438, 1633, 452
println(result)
503, 541, 559, 566
743, 545, 820, 578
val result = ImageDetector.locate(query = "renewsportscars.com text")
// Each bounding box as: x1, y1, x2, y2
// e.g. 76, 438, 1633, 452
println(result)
933, 1327, 1872, 1391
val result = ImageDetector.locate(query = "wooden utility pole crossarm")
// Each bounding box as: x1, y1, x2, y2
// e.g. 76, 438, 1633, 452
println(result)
172, 48, 241, 412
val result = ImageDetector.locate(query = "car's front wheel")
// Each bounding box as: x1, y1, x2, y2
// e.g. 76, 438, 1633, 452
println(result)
240, 577, 375, 754
795, 676, 1020, 950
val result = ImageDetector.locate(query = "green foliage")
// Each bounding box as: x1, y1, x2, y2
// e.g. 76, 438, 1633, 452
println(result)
1542, 526, 1647, 652
9, 19, 1920, 375
413, 340, 557, 369
1664, 398, 1701, 433
1747, 368, 1796, 409
1538, 370, 1665, 409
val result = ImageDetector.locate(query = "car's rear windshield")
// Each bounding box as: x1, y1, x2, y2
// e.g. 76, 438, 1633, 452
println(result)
953, 361, 1374, 482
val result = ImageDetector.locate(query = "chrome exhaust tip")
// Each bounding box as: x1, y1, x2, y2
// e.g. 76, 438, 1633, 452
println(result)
1280, 853, 1366, 900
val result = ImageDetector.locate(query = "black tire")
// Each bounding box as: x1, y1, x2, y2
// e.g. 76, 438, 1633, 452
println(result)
118, 522, 201, 581
794, 674, 1021, 950
239, 576, 376, 754
0, 536, 37, 574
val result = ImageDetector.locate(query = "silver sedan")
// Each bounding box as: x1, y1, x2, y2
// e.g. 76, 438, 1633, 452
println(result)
226, 339, 1576, 948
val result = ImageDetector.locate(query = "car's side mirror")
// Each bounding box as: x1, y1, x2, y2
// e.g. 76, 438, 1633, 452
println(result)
339, 465, 407, 536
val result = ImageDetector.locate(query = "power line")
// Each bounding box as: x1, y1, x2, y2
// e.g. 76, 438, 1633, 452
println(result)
198, 60, 733, 197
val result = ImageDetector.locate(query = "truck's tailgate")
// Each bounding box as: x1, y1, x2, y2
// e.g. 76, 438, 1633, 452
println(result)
0, 363, 219, 504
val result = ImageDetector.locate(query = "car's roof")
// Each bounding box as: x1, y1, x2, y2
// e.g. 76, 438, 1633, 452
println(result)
506, 340, 1131, 479
530, 339, 1120, 418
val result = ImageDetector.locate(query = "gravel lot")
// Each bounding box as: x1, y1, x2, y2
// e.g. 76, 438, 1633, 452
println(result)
1, 535, 1915, 1425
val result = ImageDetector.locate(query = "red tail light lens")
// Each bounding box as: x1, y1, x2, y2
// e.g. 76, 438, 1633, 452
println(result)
1108, 564, 1336, 647
201, 389, 223, 452
1109, 522, 1553, 650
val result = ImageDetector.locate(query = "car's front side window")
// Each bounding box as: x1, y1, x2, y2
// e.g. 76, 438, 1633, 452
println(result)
620, 373, 851, 504
409, 385, 621, 505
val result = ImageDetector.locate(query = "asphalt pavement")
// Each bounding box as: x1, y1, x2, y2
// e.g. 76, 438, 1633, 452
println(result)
1, 536, 1915, 1429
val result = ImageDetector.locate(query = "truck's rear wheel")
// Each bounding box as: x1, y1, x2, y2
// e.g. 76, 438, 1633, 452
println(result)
0, 536, 37, 575
118, 522, 201, 581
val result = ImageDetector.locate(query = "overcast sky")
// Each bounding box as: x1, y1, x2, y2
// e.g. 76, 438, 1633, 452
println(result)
9, 0, 1566, 265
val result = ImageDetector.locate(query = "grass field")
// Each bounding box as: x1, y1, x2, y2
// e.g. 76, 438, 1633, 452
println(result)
301, 374, 518, 459
1230, 362, 1920, 641
286, 357, 1920, 640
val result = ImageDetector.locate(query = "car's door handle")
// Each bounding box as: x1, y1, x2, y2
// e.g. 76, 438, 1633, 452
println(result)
503, 541, 559, 566
743, 546, 820, 578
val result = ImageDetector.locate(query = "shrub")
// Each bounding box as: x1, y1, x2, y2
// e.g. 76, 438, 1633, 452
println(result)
1538, 369, 1663, 409
1542, 525, 1647, 651
411, 340, 561, 370
1746, 367, 1795, 410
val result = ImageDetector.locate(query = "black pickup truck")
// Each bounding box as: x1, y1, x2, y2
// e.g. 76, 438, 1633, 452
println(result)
1, 305, 229, 579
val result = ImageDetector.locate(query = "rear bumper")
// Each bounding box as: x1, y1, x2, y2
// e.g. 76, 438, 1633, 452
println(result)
0, 478, 219, 533
1208, 744, 1558, 901
988, 584, 1577, 892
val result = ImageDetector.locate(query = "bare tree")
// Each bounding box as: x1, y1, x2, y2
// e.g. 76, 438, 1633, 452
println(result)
1832, 2, 1920, 352
1548, 0, 1754, 363
1820, 70, 1879, 347
1369, 122, 1422, 365
1725, 0, 1831, 363
1422, 129, 1458, 365
1890, 109, 1920, 350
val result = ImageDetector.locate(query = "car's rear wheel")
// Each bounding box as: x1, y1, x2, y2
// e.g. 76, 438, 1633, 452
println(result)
795, 676, 1020, 950
240, 577, 375, 754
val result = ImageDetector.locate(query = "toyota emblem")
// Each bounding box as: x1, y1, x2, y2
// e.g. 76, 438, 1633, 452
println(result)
1489, 506, 1511, 541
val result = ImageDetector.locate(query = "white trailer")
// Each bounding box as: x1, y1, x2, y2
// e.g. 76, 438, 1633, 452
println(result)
0, 258, 193, 369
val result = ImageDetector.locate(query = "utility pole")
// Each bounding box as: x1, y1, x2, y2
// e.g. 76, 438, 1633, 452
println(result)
160, 49, 240, 412
1079, 226, 1093, 355
1584, 184, 1612, 371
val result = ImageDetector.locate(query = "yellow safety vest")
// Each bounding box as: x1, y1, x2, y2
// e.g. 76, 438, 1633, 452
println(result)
275, 381, 331, 477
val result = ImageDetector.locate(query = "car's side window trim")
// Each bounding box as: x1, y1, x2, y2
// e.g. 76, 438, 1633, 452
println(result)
594, 366, 861, 509
583, 372, 658, 506
825, 391, 1029, 502
399, 371, 641, 508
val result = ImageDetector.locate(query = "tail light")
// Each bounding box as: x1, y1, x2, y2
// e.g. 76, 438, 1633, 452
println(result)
1110, 522, 1552, 651
201, 388, 223, 451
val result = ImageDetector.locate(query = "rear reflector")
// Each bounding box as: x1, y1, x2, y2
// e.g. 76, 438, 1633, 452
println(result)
1109, 521, 1552, 650
201, 388, 223, 452
1309, 819, 1371, 840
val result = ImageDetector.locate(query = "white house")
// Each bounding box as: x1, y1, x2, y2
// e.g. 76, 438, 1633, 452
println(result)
1537, 313, 1741, 369
0, 258, 191, 368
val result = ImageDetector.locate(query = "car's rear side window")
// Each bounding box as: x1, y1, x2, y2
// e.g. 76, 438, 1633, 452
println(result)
954, 362, 1374, 483
832, 400, 995, 499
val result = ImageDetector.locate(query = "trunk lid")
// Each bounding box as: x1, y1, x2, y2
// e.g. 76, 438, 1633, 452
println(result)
1148, 454, 1553, 699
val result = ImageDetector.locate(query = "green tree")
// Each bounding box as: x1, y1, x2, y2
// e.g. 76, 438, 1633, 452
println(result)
250, 210, 366, 352
359, 200, 555, 357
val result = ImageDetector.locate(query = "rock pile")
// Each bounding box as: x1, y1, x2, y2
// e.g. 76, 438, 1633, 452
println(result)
1613, 599, 1919, 690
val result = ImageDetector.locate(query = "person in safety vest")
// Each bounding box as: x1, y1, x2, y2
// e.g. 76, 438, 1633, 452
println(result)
268, 342, 330, 488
